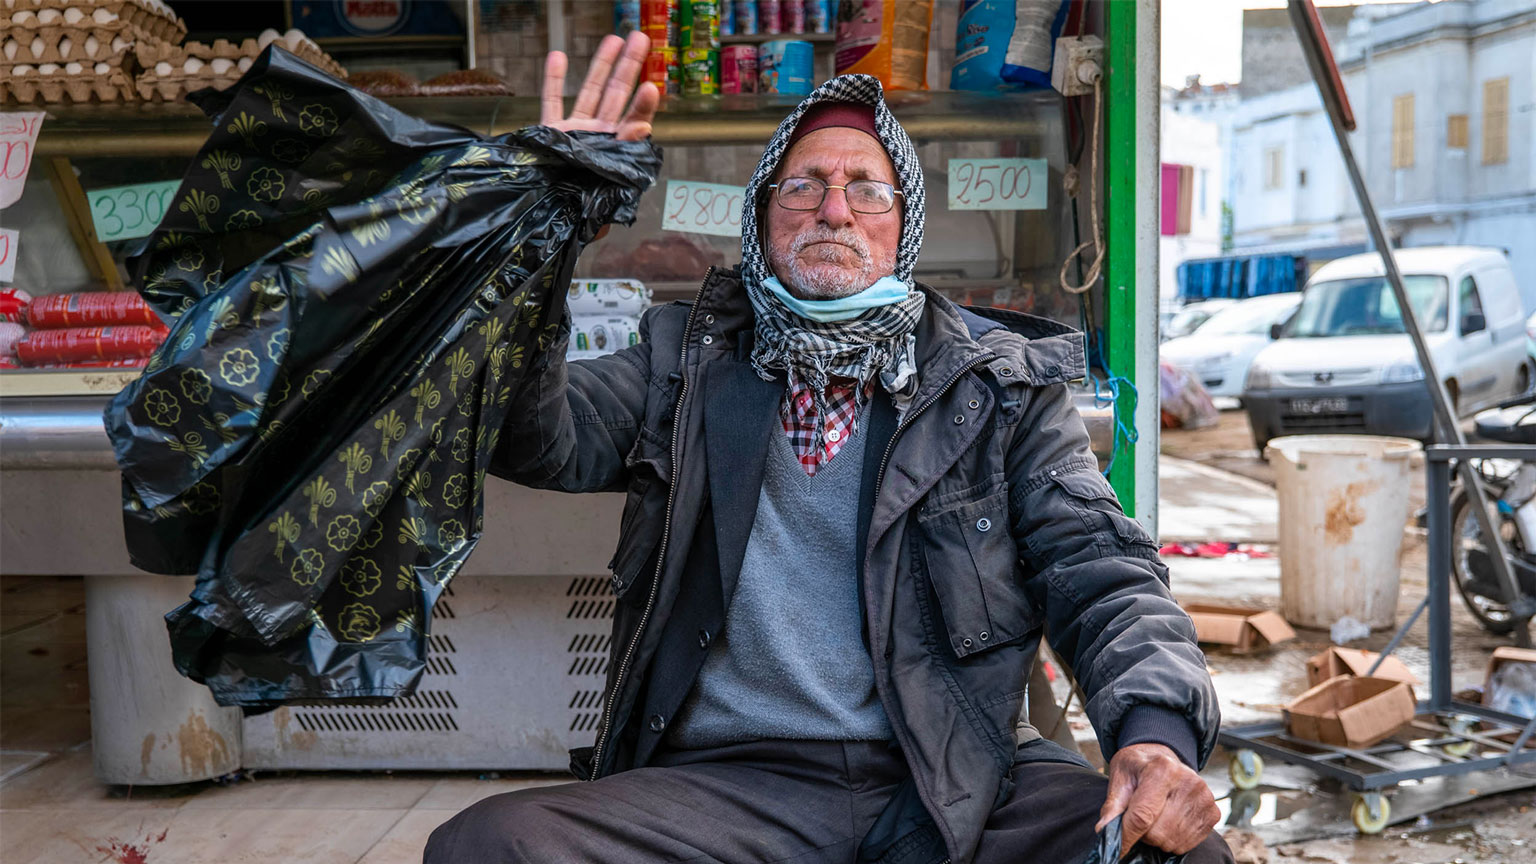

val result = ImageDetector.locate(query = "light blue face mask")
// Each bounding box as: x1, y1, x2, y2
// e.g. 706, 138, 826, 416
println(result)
760, 275, 911, 323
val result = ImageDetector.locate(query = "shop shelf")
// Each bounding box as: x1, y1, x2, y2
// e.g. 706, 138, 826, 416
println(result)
718, 32, 835, 45
33, 89, 1061, 158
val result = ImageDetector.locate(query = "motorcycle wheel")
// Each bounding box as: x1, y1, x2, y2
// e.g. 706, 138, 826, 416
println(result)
1449, 488, 1520, 635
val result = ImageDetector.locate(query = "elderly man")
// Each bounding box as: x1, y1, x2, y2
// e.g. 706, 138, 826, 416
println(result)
427, 32, 1232, 864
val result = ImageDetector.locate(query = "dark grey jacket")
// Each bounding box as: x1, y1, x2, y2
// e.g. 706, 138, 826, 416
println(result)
491, 267, 1218, 864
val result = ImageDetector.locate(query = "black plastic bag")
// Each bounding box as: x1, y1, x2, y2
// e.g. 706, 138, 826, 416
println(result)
103, 47, 660, 707
1081, 816, 1188, 864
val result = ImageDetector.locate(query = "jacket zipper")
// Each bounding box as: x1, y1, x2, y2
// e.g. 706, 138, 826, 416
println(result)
872, 353, 993, 502
865, 351, 992, 863
588, 266, 712, 778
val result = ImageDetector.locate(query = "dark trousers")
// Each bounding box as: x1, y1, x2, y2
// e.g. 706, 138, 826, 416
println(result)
423, 739, 1235, 864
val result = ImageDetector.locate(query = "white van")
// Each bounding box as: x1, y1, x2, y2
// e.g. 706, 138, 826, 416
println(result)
1243, 246, 1528, 449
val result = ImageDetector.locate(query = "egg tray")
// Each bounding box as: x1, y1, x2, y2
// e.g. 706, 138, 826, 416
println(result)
138, 39, 347, 84
1, 64, 134, 103
133, 68, 241, 102
1, 25, 137, 64
3, 0, 186, 45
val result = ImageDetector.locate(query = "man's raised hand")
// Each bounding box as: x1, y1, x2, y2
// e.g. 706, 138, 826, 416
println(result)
541, 31, 660, 143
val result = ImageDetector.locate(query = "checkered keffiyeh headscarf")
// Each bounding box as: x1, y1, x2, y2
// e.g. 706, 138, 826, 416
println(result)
740, 75, 927, 423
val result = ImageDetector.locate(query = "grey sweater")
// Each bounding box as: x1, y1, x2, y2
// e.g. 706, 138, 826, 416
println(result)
669, 423, 893, 746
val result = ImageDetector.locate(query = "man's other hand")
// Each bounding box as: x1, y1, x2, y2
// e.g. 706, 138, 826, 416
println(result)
541, 31, 660, 143
1096, 742, 1220, 857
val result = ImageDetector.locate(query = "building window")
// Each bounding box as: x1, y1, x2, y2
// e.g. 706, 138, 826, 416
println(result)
1298, 169, 1308, 187
1198, 169, 1208, 217
1160, 163, 1193, 236
1264, 147, 1284, 190
1447, 114, 1469, 150
1392, 93, 1415, 169
1483, 77, 1509, 165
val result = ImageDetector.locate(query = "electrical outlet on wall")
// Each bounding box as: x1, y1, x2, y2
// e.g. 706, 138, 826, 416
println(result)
1051, 36, 1104, 97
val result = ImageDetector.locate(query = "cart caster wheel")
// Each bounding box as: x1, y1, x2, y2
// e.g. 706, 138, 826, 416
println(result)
1228, 751, 1263, 791
1442, 739, 1475, 757
1444, 716, 1476, 756
1351, 794, 1390, 834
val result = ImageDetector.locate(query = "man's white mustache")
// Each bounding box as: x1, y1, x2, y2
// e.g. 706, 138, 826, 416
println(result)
793, 230, 869, 260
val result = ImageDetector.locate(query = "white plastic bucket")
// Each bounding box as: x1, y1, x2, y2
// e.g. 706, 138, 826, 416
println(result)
1264, 435, 1422, 630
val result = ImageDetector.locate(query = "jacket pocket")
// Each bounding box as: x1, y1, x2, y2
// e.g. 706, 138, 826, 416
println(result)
1051, 470, 1158, 553
607, 430, 669, 597
917, 487, 1038, 659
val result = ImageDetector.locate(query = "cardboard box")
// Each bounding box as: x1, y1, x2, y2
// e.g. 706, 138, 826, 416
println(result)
1306, 647, 1419, 688
1183, 603, 1297, 652
1482, 647, 1536, 707
1284, 676, 1417, 748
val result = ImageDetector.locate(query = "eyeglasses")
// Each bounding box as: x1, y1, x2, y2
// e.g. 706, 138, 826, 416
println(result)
767, 177, 903, 214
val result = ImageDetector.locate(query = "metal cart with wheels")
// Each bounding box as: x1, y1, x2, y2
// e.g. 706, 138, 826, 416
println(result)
1217, 444, 1536, 834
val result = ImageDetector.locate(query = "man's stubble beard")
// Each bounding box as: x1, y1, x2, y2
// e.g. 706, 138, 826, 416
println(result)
769, 226, 897, 301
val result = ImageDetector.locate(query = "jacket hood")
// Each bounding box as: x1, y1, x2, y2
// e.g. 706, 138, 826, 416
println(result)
738, 74, 926, 291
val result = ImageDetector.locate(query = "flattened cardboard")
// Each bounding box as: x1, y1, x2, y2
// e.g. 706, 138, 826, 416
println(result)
1284, 676, 1417, 748
1482, 647, 1536, 707
1306, 646, 1419, 688
1183, 603, 1298, 652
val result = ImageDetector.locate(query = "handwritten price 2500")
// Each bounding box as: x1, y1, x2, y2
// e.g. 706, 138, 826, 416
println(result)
661, 180, 745, 238
947, 158, 1047, 211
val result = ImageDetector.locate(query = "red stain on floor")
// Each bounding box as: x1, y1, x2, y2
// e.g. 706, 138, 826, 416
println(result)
95, 829, 167, 864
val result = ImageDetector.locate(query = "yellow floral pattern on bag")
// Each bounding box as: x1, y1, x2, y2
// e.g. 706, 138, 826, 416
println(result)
144, 388, 181, 426
219, 348, 260, 386
337, 602, 381, 642
340, 558, 382, 596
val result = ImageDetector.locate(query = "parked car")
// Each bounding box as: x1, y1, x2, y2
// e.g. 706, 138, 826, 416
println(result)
1160, 299, 1235, 343
1160, 293, 1302, 401
1244, 246, 1530, 449
1527, 309, 1536, 369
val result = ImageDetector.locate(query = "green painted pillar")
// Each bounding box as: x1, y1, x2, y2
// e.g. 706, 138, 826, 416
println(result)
1103, 0, 1141, 514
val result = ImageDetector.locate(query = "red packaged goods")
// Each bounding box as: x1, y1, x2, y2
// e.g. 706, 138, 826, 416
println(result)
64, 359, 151, 369
0, 288, 32, 323
0, 322, 25, 359
27, 292, 162, 329
642, 0, 680, 40
15, 325, 166, 366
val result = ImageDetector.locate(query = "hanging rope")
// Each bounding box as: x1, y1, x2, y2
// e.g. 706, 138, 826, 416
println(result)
1058, 75, 1105, 295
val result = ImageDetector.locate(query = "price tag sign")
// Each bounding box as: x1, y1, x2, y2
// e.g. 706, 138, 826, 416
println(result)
947, 158, 1047, 211
661, 180, 745, 238
0, 112, 45, 210
0, 228, 17, 282
86, 180, 182, 243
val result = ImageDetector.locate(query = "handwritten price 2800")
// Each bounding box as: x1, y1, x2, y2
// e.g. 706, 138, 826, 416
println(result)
661, 180, 745, 238
947, 158, 1047, 211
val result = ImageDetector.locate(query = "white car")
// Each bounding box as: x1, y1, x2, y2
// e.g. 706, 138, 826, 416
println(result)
1160, 293, 1302, 400
1160, 299, 1235, 343
1244, 246, 1531, 448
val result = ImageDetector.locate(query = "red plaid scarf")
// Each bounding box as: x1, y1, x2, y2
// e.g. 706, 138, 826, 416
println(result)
782, 378, 870, 476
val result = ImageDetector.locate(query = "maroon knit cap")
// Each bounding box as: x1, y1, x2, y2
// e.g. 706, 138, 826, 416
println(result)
785, 102, 881, 150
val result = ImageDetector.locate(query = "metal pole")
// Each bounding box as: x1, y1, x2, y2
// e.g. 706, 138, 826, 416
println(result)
1427, 455, 1454, 710
1286, 0, 1531, 646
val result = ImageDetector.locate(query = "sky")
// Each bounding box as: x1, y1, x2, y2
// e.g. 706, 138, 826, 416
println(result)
1161, 0, 1439, 88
